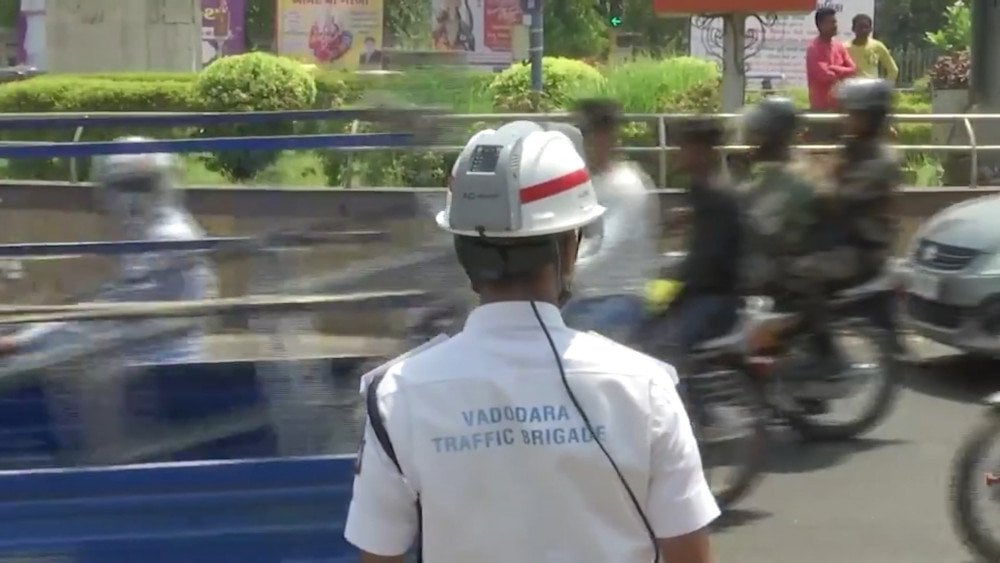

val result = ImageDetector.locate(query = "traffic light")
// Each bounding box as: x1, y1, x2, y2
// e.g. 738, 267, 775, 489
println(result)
608, 0, 624, 27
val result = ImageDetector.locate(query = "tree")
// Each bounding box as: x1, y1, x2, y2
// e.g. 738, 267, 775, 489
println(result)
544, 0, 608, 59
384, 0, 431, 49
245, 0, 277, 50
874, 0, 953, 48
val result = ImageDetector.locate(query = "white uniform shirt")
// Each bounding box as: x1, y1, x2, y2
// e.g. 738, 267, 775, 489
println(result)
345, 301, 719, 561
574, 161, 661, 297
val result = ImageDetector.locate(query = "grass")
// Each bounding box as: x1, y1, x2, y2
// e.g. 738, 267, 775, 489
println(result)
600, 56, 719, 113
182, 152, 328, 187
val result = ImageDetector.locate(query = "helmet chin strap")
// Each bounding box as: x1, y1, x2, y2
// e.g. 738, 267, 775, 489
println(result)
555, 230, 584, 307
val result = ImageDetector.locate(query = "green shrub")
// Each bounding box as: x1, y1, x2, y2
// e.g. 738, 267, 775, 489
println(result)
313, 70, 364, 109
194, 52, 317, 181
489, 57, 606, 111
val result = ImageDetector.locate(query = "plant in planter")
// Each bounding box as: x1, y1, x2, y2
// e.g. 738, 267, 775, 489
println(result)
924, 0, 971, 182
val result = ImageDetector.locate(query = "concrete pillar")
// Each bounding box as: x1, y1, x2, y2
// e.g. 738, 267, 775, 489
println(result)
969, 0, 1000, 182
46, 0, 200, 72
721, 14, 747, 112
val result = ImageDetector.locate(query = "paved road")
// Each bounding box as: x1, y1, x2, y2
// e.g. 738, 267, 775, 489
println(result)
711, 336, 1000, 563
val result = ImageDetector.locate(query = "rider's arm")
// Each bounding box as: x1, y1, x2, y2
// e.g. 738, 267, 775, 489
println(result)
647, 375, 720, 563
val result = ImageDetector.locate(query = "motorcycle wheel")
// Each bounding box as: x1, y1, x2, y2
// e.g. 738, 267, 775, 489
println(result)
683, 366, 770, 510
950, 411, 1000, 562
782, 319, 900, 441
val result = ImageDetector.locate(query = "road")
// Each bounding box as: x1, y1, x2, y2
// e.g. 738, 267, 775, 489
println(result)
711, 335, 1000, 563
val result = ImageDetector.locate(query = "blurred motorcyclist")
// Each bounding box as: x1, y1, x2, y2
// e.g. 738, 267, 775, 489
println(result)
833, 78, 901, 283
833, 77, 904, 354
663, 118, 742, 361
736, 98, 841, 378
0, 137, 218, 363
562, 98, 661, 342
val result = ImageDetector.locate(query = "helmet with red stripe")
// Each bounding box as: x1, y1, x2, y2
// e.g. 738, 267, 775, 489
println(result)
436, 122, 605, 238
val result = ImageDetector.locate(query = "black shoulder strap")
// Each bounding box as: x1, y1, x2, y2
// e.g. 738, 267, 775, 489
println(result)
365, 371, 424, 562
365, 371, 403, 474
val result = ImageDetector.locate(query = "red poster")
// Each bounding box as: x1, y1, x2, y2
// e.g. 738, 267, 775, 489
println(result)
484, 0, 520, 52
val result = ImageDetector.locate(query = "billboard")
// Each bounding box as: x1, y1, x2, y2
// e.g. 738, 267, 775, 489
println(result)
431, 0, 518, 67
202, 0, 246, 66
276, 0, 385, 69
689, 0, 875, 88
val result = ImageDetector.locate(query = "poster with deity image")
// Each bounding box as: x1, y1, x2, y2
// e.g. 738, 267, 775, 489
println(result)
277, 0, 385, 68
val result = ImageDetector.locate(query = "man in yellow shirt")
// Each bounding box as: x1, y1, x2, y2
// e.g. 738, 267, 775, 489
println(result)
846, 14, 899, 82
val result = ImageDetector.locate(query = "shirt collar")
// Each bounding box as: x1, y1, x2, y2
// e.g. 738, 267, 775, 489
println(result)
463, 301, 566, 333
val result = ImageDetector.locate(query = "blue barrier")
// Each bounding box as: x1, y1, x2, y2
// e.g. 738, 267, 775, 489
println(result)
0, 232, 386, 257
0, 108, 440, 130
0, 455, 359, 562
0, 133, 416, 159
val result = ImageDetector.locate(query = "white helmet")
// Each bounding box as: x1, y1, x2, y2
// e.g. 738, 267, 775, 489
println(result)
436, 122, 605, 238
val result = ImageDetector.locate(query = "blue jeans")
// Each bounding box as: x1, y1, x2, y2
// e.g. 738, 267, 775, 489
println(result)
561, 295, 646, 343
667, 294, 740, 351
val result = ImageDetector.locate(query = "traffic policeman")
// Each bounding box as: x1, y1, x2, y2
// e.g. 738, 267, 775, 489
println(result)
345, 123, 719, 562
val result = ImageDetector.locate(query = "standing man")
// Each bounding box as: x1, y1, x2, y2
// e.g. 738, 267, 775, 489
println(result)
846, 14, 899, 82
806, 7, 856, 141
345, 123, 719, 562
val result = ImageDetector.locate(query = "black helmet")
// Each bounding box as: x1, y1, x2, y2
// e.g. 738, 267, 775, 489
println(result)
835, 77, 894, 113
741, 97, 799, 146
674, 117, 725, 147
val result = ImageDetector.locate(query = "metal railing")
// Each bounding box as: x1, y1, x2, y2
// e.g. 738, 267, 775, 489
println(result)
0, 109, 998, 188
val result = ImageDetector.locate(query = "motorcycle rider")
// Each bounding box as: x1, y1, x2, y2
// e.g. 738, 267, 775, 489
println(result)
833, 77, 904, 353
0, 137, 219, 363
663, 117, 742, 362
737, 97, 842, 379
562, 98, 661, 342
833, 77, 901, 281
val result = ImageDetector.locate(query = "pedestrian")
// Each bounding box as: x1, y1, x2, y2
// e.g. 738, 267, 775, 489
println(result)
845, 14, 899, 83
806, 6, 856, 142
345, 122, 719, 562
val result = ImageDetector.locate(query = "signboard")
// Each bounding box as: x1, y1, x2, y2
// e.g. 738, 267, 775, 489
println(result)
277, 0, 385, 68
431, 0, 518, 67
655, 0, 815, 14
202, 0, 246, 66
689, 0, 874, 88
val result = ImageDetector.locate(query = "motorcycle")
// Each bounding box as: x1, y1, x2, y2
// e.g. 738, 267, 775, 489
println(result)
560, 271, 902, 509
949, 394, 1000, 562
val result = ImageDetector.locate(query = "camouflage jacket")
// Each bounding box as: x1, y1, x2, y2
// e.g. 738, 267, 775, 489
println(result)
835, 140, 902, 269
737, 160, 824, 296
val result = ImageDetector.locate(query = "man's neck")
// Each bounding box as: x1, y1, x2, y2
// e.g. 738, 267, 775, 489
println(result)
817, 35, 834, 43
852, 36, 869, 45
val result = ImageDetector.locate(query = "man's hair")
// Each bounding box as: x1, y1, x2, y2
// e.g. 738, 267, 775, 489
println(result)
574, 98, 622, 135
852, 13, 872, 27
454, 234, 565, 288
365, 37, 375, 43
815, 7, 837, 27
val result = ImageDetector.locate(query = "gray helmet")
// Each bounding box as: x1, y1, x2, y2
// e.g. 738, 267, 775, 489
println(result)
741, 97, 799, 146
92, 136, 180, 190
835, 77, 894, 113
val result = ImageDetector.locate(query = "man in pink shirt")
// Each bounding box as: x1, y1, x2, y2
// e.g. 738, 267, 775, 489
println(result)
806, 7, 856, 141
